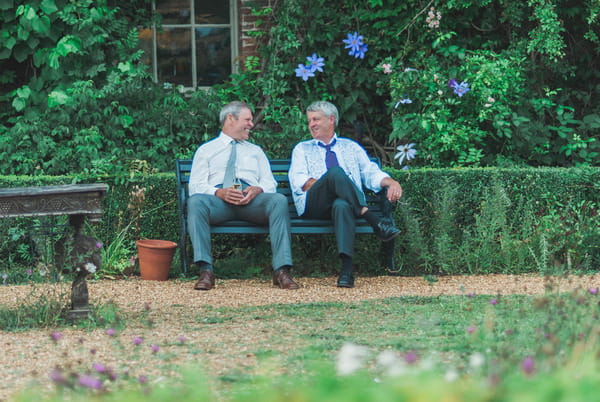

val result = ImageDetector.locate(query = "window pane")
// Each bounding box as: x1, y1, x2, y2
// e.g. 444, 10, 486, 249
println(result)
137, 28, 154, 66
156, 0, 190, 24
157, 28, 192, 87
194, 0, 229, 24
195, 27, 230, 86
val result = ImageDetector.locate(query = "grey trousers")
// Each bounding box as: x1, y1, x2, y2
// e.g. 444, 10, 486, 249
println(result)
303, 167, 367, 257
187, 192, 293, 270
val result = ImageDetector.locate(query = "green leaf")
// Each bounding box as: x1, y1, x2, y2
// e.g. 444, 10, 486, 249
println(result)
40, 0, 58, 14
24, 6, 36, 20
3, 36, 17, 50
117, 61, 132, 73
32, 15, 51, 34
12, 44, 30, 62
48, 90, 70, 108
16, 86, 31, 99
120, 115, 134, 128
0, 47, 11, 59
12, 97, 26, 111
56, 35, 82, 56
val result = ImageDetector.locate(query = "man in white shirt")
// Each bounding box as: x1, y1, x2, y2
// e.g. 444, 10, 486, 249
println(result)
187, 101, 298, 290
288, 101, 402, 288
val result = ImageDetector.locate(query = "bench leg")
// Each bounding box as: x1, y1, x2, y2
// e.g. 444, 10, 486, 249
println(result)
382, 238, 399, 275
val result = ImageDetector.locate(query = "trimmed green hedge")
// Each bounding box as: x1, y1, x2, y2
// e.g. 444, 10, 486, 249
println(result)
1, 167, 598, 278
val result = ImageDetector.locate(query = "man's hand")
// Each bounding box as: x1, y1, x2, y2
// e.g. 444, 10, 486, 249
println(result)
216, 186, 263, 205
238, 186, 262, 205
302, 178, 318, 192
381, 177, 402, 202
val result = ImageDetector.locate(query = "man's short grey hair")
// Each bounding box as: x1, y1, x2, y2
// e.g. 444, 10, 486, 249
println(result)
307, 101, 339, 127
219, 101, 252, 125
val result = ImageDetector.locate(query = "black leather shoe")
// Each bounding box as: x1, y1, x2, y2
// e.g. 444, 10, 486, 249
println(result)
337, 271, 355, 288
376, 221, 401, 242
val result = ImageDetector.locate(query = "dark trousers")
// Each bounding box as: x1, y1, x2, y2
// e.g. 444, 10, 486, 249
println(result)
303, 167, 367, 257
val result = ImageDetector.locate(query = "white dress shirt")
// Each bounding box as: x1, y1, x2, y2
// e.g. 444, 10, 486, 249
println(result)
188, 132, 277, 196
288, 134, 389, 215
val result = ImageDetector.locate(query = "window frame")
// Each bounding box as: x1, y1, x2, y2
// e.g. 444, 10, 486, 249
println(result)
147, 0, 238, 89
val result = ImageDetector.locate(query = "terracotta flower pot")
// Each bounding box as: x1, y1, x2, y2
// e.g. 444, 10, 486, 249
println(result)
136, 239, 178, 281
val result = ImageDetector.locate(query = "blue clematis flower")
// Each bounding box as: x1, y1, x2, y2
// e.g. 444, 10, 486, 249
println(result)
448, 78, 470, 97
343, 32, 364, 53
306, 53, 325, 72
453, 81, 470, 97
353, 43, 368, 59
394, 143, 418, 165
295, 63, 316, 81
394, 96, 413, 108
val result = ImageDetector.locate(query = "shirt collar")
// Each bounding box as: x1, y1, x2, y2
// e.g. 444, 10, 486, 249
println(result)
219, 132, 242, 145
314, 133, 338, 147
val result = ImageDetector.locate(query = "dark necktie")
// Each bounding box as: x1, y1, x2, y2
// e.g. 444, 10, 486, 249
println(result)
222, 140, 238, 188
318, 139, 339, 169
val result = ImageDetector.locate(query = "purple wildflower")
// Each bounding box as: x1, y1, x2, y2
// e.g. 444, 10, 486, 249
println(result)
521, 356, 535, 376
133, 336, 143, 346
95, 242, 102, 249
138, 375, 149, 384
178, 335, 188, 343
448, 78, 458, 88
105, 328, 116, 336
489, 299, 498, 305
49, 368, 69, 386
467, 326, 476, 334
404, 350, 418, 364
78, 374, 103, 390
93, 363, 107, 373
151, 344, 159, 354
50, 331, 63, 342
589, 287, 598, 295
294, 63, 316, 81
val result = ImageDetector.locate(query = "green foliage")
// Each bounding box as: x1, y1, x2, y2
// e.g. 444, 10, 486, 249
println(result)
2, 167, 598, 278
2, 0, 600, 173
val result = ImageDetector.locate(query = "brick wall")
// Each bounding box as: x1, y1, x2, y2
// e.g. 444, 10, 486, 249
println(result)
238, 0, 274, 61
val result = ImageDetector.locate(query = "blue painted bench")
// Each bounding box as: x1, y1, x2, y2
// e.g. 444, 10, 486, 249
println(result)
175, 159, 397, 275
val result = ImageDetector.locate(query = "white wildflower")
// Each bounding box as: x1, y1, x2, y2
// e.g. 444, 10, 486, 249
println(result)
336, 343, 369, 376
376, 350, 408, 377
469, 352, 485, 370
84, 262, 97, 274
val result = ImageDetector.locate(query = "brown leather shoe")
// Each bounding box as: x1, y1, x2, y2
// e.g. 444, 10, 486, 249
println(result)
194, 270, 215, 291
273, 268, 299, 289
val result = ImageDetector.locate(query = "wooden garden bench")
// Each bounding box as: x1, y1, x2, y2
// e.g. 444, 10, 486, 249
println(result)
176, 159, 397, 275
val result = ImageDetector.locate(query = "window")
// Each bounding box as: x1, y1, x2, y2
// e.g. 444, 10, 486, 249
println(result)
138, 0, 238, 88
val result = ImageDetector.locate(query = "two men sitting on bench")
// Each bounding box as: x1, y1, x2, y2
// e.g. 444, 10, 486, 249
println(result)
187, 101, 402, 290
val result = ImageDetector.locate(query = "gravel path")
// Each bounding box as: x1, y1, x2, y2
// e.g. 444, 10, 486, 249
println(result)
2, 274, 599, 400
